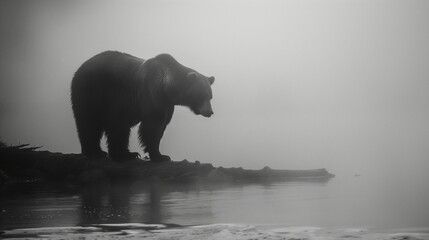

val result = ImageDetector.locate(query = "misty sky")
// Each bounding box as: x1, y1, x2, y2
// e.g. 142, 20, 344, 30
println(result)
1, 0, 428, 175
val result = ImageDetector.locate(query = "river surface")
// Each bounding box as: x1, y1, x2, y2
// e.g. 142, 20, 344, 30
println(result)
1, 172, 429, 239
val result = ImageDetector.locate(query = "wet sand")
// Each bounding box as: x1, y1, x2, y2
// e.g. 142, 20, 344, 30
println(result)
2, 224, 429, 240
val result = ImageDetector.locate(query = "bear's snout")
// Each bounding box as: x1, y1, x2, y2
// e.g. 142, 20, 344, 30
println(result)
197, 100, 213, 118
200, 109, 214, 118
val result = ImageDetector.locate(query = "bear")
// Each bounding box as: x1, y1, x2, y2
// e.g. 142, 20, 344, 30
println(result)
71, 51, 214, 162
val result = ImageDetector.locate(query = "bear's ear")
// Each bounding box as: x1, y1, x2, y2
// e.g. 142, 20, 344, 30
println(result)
187, 72, 198, 81
208, 76, 215, 85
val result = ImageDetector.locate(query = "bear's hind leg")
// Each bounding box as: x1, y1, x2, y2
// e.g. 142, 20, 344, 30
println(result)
76, 118, 107, 158
105, 125, 140, 161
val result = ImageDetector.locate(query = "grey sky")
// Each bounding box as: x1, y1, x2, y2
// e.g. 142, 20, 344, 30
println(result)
1, 0, 428, 175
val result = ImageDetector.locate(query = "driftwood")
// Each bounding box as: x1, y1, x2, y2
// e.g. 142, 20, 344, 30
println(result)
0, 144, 334, 189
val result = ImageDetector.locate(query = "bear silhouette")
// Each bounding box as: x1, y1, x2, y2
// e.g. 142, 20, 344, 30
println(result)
71, 51, 214, 162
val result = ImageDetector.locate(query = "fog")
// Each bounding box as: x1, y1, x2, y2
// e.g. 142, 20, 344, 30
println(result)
1, 0, 429, 178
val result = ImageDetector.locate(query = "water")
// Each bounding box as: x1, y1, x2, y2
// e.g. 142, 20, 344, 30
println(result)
1, 172, 429, 238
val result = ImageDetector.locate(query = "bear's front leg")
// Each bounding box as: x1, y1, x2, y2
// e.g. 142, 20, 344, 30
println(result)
105, 124, 141, 161
138, 119, 171, 162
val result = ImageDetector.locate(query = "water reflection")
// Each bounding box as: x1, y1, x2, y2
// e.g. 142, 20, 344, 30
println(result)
0, 177, 332, 230
78, 171, 135, 225
80, 179, 133, 225
78, 175, 217, 226
2, 172, 429, 230
78, 176, 331, 226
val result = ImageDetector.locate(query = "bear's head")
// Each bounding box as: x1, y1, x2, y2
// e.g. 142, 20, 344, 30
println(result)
182, 72, 215, 117
155, 54, 215, 118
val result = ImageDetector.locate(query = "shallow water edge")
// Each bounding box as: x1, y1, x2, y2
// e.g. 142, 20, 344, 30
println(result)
2, 224, 429, 240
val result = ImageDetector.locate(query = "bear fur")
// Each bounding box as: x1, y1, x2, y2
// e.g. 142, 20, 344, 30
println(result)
71, 51, 214, 162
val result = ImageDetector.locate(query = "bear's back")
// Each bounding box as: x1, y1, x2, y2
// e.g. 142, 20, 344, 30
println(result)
75, 51, 144, 82
71, 51, 147, 116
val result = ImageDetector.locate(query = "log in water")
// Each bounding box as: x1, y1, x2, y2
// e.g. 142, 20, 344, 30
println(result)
0, 144, 334, 187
